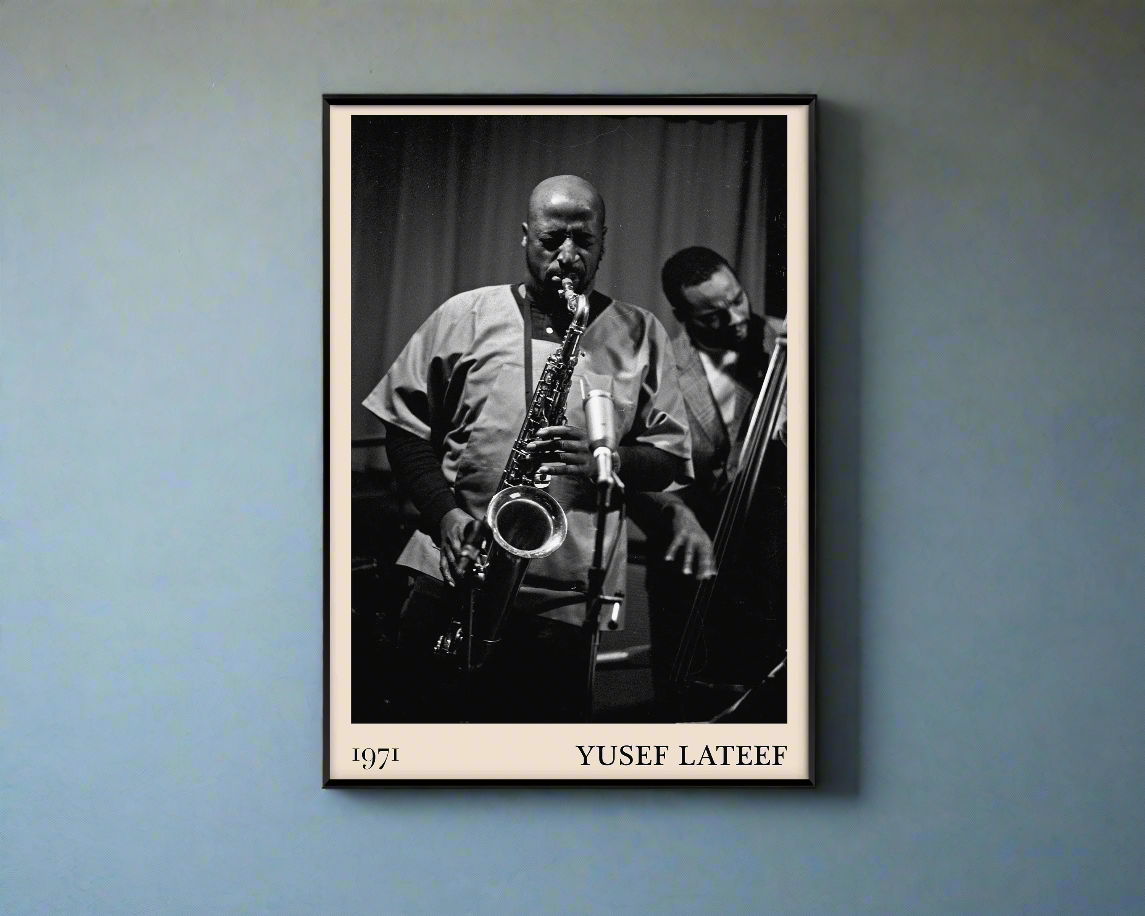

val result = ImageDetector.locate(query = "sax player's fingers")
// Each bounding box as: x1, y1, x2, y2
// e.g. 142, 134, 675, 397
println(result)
560, 427, 588, 448
537, 425, 583, 441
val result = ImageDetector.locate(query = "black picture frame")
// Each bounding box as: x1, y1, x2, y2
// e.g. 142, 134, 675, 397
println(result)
324, 94, 816, 786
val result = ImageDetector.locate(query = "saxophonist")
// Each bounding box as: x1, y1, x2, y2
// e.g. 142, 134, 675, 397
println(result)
362, 175, 693, 723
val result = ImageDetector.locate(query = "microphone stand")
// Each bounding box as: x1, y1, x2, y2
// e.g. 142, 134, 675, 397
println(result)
452, 517, 491, 723
582, 467, 625, 723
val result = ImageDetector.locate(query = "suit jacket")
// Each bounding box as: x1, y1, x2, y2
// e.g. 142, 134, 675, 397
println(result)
630, 313, 787, 540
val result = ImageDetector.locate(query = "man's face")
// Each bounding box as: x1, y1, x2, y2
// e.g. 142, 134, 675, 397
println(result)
522, 192, 605, 304
679, 265, 752, 351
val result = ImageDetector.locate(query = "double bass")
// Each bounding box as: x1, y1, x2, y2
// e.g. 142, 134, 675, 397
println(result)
669, 332, 789, 723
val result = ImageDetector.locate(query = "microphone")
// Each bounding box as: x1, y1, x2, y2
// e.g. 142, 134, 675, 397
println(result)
582, 382, 618, 489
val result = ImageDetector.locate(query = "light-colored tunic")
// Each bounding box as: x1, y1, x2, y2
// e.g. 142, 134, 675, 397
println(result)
363, 284, 693, 627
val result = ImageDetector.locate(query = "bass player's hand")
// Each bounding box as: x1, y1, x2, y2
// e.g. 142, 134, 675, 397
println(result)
664, 509, 717, 580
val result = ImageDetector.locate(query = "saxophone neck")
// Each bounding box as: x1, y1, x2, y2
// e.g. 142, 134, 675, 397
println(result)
573, 293, 590, 328
558, 281, 590, 332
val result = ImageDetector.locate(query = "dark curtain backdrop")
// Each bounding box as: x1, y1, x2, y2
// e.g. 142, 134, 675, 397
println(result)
351, 113, 786, 444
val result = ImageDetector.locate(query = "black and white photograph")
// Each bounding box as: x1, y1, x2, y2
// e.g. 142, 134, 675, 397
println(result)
325, 96, 814, 783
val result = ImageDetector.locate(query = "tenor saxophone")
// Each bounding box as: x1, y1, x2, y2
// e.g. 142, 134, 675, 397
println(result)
433, 277, 591, 669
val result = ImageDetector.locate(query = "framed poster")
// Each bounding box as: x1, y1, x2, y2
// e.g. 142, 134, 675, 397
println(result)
325, 95, 814, 785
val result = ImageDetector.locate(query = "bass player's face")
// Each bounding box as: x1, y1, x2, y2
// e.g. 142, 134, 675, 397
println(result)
680, 266, 752, 351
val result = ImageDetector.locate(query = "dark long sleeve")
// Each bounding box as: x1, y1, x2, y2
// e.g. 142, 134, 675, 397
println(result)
382, 422, 458, 533
617, 444, 683, 493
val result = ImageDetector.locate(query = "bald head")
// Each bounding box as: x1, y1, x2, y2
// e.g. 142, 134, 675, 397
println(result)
526, 175, 606, 228
521, 174, 607, 303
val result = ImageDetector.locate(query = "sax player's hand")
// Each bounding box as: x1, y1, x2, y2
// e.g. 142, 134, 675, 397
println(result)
439, 508, 476, 587
526, 425, 593, 482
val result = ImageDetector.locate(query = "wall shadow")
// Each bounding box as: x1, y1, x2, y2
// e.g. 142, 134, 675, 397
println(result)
809, 99, 864, 796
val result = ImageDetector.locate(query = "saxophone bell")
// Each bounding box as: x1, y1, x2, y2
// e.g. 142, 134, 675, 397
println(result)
486, 485, 568, 559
